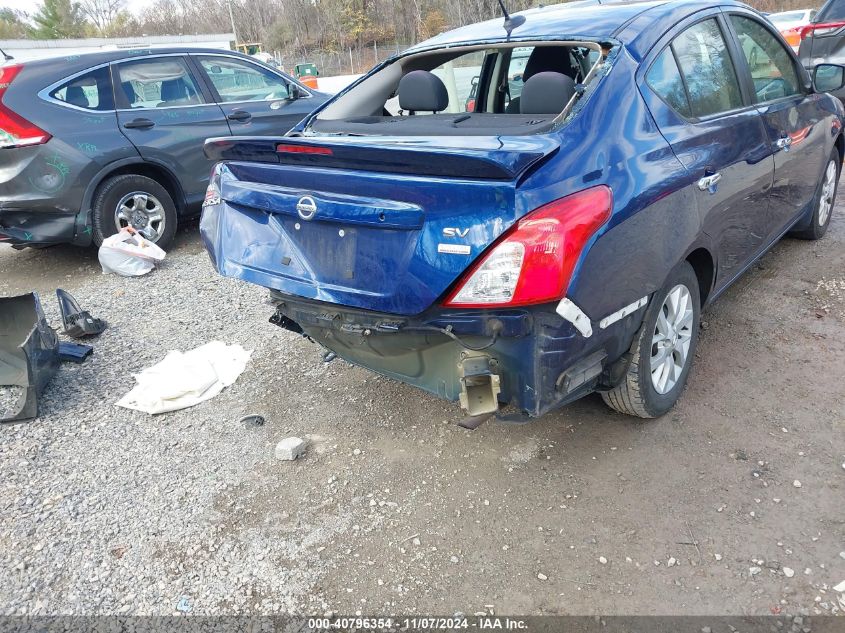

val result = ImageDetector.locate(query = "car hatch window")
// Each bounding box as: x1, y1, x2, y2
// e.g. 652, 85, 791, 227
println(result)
647, 47, 692, 118
730, 15, 801, 103
49, 66, 114, 111
671, 18, 744, 118
116, 57, 205, 109
197, 56, 290, 102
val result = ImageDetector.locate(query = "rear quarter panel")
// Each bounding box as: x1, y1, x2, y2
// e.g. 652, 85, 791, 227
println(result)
521, 49, 703, 324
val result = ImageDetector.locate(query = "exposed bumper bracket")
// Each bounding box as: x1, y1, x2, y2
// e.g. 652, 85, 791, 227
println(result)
458, 353, 501, 417
555, 298, 593, 338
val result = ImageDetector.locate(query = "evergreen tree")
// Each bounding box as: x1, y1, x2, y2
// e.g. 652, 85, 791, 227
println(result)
31, 0, 87, 39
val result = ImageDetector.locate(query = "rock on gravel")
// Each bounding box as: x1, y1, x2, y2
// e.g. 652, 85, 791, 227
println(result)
275, 437, 308, 461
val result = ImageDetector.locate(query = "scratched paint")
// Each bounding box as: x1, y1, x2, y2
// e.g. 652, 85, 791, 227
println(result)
77, 142, 98, 154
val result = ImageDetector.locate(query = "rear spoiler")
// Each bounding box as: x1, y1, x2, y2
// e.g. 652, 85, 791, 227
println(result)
203, 136, 560, 181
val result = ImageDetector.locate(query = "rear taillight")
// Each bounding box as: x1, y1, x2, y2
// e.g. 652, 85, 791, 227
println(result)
800, 21, 845, 40
0, 64, 51, 149
203, 164, 222, 208
781, 26, 802, 49
444, 186, 613, 308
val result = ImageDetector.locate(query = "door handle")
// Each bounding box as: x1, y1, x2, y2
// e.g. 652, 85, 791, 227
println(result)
123, 118, 155, 130
697, 172, 722, 192
777, 136, 793, 151
227, 110, 252, 122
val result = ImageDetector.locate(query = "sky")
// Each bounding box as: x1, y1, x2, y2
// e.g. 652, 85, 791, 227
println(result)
2, 0, 157, 17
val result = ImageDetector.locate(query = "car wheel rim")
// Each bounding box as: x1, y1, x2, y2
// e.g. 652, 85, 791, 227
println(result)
115, 191, 165, 242
650, 284, 694, 396
819, 160, 837, 227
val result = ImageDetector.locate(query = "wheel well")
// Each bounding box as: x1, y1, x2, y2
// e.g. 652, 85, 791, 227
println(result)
97, 163, 185, 214
686, 248, 714, 306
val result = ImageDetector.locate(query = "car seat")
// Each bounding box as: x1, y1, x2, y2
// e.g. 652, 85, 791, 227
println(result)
398, 70, 449, 114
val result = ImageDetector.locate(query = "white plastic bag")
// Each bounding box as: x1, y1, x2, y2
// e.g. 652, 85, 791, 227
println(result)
98, 227, 166, 277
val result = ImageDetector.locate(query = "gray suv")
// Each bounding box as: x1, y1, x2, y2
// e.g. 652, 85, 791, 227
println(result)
798, 0, 845, 102
0, 48, 329, 249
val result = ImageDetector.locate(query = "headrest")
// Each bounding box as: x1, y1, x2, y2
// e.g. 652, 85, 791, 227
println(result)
398, 70, 449, 113
65, 85, 89, 108
121, 81, 136, 105
520, 72, 576, 115
523, 47, 576, 81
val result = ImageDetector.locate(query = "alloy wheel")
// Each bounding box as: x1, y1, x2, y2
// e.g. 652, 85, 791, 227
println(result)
114, 191, 166, 242
650, 284, 694, 395
818, 159, 837, 227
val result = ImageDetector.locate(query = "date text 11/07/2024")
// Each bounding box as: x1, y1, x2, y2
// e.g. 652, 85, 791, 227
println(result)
307, 617, 529, 630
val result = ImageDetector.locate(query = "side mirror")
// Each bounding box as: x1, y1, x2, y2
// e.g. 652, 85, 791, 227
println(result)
287, 84, 305, 100
813, 63, 845, 93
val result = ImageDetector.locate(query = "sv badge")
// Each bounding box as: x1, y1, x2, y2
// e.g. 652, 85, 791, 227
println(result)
443, 227, 470, 238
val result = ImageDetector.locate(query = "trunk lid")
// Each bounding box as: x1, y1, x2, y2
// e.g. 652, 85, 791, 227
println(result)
202, 135, 559, 316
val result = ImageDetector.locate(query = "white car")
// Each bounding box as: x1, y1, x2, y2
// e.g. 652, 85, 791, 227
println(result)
769, 9, 818, 51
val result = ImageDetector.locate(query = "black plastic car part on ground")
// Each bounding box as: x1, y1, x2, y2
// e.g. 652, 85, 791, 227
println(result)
0, 293, 59, 422
0, 48, 329, 250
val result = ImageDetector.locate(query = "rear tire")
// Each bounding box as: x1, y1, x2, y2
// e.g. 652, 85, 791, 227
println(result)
92, 174, 177, 249
791, 149, 839, 241
602, 262, 701, 419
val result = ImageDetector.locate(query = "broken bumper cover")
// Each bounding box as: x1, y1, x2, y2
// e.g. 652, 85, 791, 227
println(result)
0, 207, 89, 247
269, 292, 646, 418
0, 293, 60, 422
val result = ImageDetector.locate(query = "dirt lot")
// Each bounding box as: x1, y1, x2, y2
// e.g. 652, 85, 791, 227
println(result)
0, 210, 844, 618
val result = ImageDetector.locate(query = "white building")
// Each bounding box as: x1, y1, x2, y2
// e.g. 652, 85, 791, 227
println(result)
0, 33, 235, 63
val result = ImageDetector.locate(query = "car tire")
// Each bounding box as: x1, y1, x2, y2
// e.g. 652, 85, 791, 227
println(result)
601, 261, 701, 419
92, 174, 178, 249
791, 148, 840, 241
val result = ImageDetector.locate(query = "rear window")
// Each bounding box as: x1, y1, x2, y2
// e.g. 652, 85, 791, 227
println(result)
49, 66, 114, 111
818, 0, 845, 21
313, 40, 606, 136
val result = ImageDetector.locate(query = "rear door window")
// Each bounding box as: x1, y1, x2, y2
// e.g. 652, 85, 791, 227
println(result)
49, 66, 114, 111
115, 57, 205, 109
730, 15, 801, 102
196, 56, 290, 102
647, 47, 692, 117
672, 19, 744, 118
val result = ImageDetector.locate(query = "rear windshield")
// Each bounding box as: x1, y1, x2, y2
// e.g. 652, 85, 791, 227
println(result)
309, 40, 608, 137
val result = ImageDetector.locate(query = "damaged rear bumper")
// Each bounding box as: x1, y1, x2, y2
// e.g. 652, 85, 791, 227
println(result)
0, 207, 84, 248
269, 292, 647, 418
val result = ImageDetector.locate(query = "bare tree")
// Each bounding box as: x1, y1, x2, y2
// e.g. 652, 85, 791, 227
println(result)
79, 0, 125, 33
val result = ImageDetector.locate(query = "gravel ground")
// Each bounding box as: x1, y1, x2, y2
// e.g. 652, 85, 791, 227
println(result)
0, 213, 844, 617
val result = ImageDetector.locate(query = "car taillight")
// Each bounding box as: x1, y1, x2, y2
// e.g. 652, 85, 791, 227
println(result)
0, 64, 51, 149
444, 186, 613, 308
203, 164, 222, 208
800, 21, 845, 40
781, 26, 802, 49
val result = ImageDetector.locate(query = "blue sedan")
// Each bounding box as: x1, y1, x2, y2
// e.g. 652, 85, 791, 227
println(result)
200, 0, 845, 421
